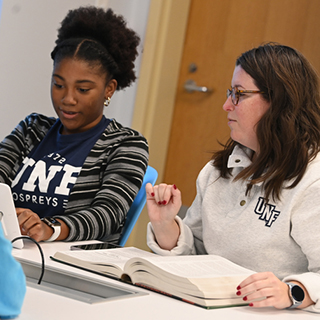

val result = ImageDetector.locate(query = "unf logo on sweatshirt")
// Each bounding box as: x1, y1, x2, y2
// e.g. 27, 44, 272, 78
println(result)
254, 197, 280, 227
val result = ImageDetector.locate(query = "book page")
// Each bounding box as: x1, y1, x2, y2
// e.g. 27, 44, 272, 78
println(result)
126, 254, 256, 300
53, 247, 155, 271
126, 254, 255, 279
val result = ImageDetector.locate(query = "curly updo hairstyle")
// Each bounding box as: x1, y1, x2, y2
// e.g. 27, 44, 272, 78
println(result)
51, 6, 140, 90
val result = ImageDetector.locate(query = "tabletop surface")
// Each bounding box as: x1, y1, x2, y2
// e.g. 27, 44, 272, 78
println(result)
12, 240, 319, 320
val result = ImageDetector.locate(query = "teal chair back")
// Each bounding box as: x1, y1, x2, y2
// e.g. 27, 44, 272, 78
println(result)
118, 166, 158, 246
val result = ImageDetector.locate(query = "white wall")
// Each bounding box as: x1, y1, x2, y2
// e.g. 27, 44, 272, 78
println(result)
0, 0, 150, 140
96, 0, 150, 129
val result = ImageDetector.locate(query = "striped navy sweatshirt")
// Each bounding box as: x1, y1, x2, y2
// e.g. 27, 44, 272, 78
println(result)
0, 113, 149, 242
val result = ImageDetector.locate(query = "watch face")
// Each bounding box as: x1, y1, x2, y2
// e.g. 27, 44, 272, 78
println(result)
292, 285, 305, 302
49, 218, 59, 225
43, 217, 61, 226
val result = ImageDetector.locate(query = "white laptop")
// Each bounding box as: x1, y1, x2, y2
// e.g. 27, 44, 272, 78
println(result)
0, 183, 24, 249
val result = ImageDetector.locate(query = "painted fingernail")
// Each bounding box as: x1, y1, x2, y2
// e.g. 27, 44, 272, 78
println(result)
173, 184, 177, 190
237, 285, 241, 290
151, 192, 155, 197
243, 296, 247, 301
162, 200, 167, 205
158, 201, 162, 205
236, 291, 241, 296
249, 303, 254, 307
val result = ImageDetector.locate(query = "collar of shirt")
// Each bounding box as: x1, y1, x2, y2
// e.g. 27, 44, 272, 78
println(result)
227, 145, 253, 169
227, 145, 265, 187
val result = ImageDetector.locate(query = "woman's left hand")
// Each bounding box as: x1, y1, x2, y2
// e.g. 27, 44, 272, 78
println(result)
236, 272, 292, 309
16, 208, 50, 242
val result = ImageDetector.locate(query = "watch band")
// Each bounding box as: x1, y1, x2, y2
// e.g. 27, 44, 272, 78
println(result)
41, 217, 61, 242
285, 282, 305, 309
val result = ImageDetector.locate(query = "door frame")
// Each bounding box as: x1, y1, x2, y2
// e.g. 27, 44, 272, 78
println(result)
128, 0, 190, 249
132, 0, 191, 182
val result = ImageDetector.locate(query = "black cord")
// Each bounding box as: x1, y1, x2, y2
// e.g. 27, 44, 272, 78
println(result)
11, 236, 45, 285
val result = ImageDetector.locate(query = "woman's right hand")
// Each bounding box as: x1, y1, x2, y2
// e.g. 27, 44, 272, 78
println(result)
145, 183, 182, 250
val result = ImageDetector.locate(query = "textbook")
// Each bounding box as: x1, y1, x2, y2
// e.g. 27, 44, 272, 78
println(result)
51, 247, 255, 309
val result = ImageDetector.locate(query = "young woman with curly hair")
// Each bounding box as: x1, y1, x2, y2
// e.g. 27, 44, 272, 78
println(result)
146, 43, 320, 312
0, 6, 148, 243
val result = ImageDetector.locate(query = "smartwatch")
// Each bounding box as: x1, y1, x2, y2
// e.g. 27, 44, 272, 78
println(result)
285, 282, 305, 309
41, 217, 61, 242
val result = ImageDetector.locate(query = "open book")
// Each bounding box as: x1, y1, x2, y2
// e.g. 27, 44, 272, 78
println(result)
51, 247, 255, 309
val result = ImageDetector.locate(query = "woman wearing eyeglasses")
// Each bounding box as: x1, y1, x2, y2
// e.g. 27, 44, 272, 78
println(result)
146, 43, 320, 312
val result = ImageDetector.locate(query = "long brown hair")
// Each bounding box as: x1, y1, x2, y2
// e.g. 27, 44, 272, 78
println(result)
213, 43, 320, 201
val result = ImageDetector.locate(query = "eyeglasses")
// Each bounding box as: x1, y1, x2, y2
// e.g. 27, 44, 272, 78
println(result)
227, 87, 264, 106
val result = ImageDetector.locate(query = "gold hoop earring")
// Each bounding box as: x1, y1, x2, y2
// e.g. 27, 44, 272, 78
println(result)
104, 97, 111, 107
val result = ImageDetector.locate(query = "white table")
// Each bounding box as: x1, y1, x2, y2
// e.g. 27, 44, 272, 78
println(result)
12, 241, 319, 320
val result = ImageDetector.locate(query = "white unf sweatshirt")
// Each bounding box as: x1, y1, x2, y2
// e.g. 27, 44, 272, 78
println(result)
148, 145, 320, 312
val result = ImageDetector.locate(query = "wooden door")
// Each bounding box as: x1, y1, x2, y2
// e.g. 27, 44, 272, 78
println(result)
164, 0, 320, 207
